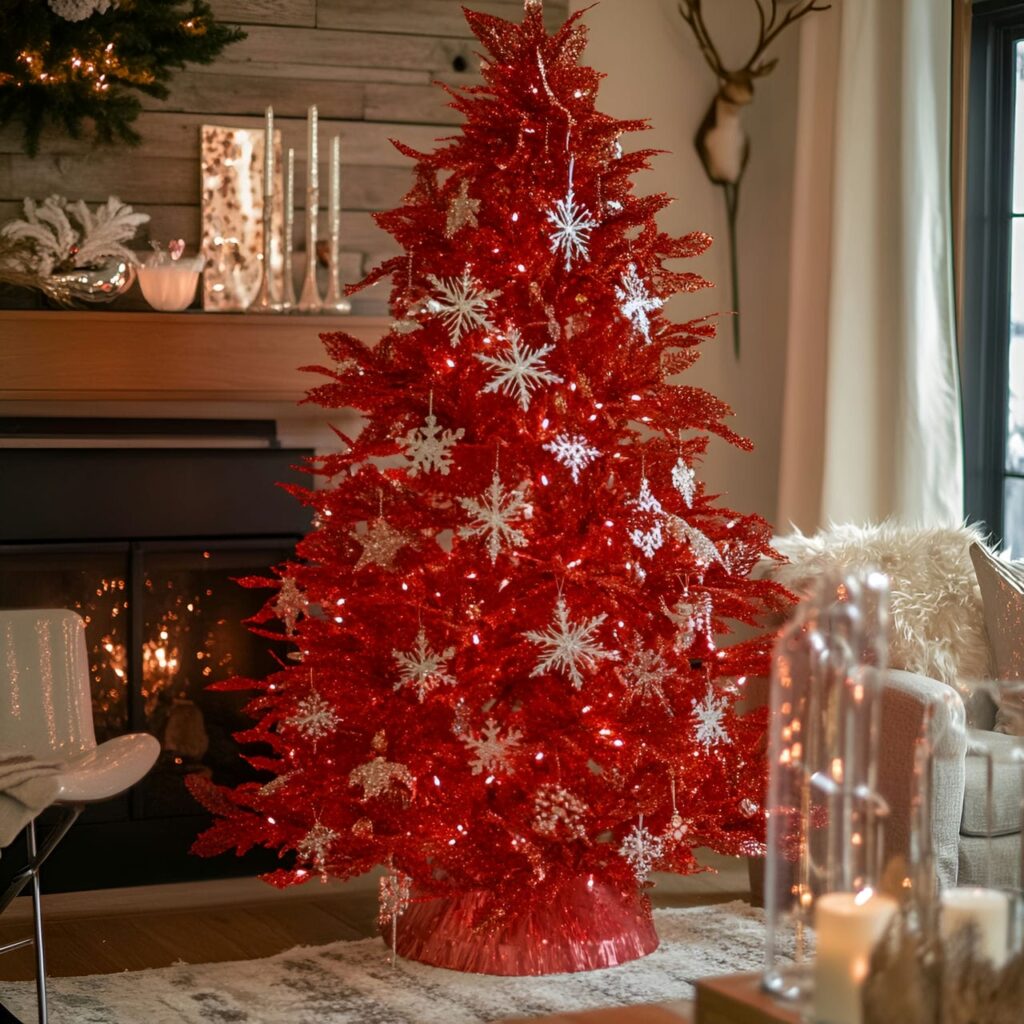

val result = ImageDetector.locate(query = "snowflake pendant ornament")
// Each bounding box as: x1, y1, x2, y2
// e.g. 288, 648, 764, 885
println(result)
426, 267, 499, 346
286, 690, 340, 741
547, 157, 600, 271
354, 518, 409, 571
543, 433, 601, 484
525, 595, 617, 690
619, 816, 665, 884
296, 821, 338, 878
398, 396, 464, 476
273, 575, 306, 634
533, 783, 587, 840
392, 627, 457, 702
615, 263, 663, 344
444, 179, 480, 238
458, 470, 530, 563
476, 329, 563, 411
463, 717, 523, 775
672, 457, 697, 507
692, 685, 732, 749
619, 639, 671, 710
628, 477, 665, 559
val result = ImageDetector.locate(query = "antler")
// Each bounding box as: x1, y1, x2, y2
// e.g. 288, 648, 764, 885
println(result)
679, 0, 830, 83
677, 1, 728, 79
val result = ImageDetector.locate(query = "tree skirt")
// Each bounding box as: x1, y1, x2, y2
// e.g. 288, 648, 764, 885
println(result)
0, 901, 776, 1024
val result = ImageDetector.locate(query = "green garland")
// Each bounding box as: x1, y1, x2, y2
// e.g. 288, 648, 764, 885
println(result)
0, 0, 245, 157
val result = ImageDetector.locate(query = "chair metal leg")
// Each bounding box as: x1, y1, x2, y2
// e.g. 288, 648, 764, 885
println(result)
25, 822, 47, 1024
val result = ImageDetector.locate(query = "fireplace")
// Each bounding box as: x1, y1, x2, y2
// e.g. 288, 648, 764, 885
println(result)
0, 420, 312, 891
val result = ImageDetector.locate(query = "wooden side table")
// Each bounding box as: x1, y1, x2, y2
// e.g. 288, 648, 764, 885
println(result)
695, 974, 801, 1024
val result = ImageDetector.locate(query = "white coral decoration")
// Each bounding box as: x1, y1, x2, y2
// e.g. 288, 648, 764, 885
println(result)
615, 262, 662, 344
48, 0, 115, 21
525, 595, 617, 690
1, 195, 148, 276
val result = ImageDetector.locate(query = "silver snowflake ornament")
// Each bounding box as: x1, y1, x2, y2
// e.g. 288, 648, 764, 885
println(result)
458, 470, 530, 563
619, 639, 671, 710
628, 477, 665, 559
619, 819, 665, 884
392, 627, 457, 702
463, 717, 522, 776
692, 685, 732, 749
476, 328, 563, 411
349, 755, 415, 800
426, 267, 499, 346
398, 404, 464, 477
672, 457, 697, 507
533, 783, 588, 841
296, 821, 338, 876
525, 595, 617, 690
615, 263, 663, 344
543, 433, 601, 484
286, 690, 340, 741
546, 158, 600, 271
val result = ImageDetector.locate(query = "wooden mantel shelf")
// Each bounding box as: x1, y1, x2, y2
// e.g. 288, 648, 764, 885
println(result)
0, 310, 389, 403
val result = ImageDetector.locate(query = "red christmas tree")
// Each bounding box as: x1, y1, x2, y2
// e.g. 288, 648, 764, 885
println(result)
190, 0, 790, 974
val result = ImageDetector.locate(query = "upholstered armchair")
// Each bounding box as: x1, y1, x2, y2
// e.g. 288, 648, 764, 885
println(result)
765, 524, 1022, 890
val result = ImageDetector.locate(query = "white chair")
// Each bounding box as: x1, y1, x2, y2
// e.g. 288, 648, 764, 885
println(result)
0, 609, 159, 1024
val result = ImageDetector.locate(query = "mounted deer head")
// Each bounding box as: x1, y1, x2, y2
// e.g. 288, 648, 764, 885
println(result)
680, 0, 828, 185
678, 0, 829, 358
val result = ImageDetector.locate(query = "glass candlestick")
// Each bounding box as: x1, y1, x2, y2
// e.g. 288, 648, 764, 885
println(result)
298, 105, 322, 313
250, 105, 277, 313
276, 147, 297, 312
323, 134, 351, 314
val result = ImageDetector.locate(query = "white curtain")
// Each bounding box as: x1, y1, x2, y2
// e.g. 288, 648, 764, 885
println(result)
776, 0, 964, 532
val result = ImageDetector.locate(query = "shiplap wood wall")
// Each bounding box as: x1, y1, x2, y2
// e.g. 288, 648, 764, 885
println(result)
0, 0, 568, 312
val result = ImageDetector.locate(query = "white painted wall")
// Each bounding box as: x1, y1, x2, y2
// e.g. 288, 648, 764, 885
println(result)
571, 0, 798, 525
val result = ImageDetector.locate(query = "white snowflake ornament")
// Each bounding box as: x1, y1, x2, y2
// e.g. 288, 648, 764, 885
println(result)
672, 457, 697, 507
426, 267, 499, 346
525, 595, 617, 690
458, 470, 530, 563
619, 639, 672, 710
619, 817, 665, 884
543, 433, 601, 484
286, 690, 340, 741
615, 263, 663, 344
547, 158, 600, 271
476, 328, 563, 411
463, 717, 522, 775
692, 685, 732, 749
398, 397, 464, 476
628, 477, 666, 559
392, 627, 457, 702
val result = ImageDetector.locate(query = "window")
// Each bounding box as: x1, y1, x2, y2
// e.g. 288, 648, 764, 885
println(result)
964, 1, 1024, 552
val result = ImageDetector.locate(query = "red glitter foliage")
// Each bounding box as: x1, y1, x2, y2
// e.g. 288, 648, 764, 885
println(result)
189, 3, 792, 914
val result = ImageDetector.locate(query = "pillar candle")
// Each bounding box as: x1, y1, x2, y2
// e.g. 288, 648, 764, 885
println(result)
813, 890, 896, 1024
940, 887, 1009, 967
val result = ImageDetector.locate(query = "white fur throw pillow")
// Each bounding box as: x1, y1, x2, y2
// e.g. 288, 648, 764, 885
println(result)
768, 522, 992, 687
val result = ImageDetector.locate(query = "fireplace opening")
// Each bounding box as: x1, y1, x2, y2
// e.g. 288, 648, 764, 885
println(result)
0, 424, 312, 891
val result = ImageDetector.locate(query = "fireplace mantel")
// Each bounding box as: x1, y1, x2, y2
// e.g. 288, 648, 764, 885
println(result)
0, 310, 388, 404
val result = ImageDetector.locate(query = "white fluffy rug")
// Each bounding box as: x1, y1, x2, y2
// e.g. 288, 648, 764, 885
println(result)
0, 901, 771, 1023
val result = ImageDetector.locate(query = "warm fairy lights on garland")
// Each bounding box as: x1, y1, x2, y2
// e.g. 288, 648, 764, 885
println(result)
0, 2, 243, 155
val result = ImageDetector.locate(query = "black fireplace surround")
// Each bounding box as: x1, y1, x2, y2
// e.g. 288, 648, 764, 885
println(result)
0, 419, 312, 892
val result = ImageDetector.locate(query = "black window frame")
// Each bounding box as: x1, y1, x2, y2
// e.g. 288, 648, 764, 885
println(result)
964, 0, 1024, 543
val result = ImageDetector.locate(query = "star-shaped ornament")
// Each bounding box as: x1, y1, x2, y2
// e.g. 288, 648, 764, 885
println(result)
354, 518, 408, 571
445, 179, 480, 238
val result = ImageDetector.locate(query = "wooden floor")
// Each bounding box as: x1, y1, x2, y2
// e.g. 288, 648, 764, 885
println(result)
0, 852, 750, 982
